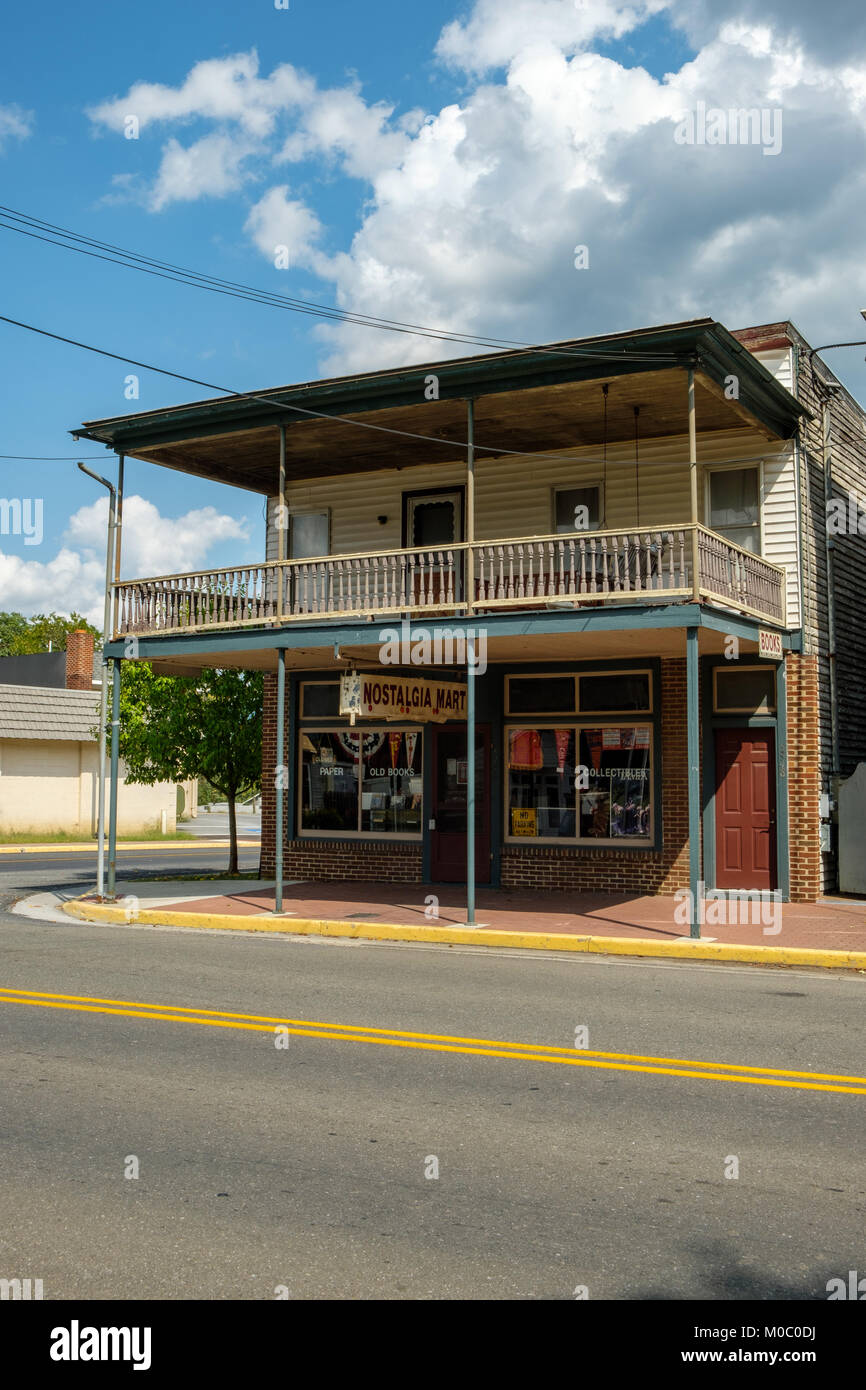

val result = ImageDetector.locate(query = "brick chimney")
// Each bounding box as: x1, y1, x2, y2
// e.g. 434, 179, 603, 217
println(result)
66, 629, 95, 690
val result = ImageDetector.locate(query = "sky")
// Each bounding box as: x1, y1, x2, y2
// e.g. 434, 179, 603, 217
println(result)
1, 0, 865, 624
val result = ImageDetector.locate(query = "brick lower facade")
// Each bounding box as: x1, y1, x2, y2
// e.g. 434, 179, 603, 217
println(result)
785, 652, 822, 902
282, 839, 422, 882
260, 652, 822, 901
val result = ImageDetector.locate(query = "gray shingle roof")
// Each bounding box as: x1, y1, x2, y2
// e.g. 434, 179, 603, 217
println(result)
0, 684, 101, 741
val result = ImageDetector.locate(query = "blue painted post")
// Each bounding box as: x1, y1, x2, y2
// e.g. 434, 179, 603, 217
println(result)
107, 658, 121, 900
466, 397, 476, 926
687, 626, 701, 937
275, 648, 286, 913
467, 641, 476, 926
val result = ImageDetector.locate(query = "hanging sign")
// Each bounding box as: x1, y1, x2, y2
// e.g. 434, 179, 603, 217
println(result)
758, 629, 783, 660
340, 673, 467, 722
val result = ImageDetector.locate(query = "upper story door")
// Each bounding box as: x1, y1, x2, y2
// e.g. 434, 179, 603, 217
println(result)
403, 489, 464, 604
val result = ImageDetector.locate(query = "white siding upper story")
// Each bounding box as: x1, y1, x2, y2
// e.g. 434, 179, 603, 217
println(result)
266, 402, 803, 629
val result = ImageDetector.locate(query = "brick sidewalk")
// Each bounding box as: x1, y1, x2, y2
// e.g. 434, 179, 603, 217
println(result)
157, 881, 866, 953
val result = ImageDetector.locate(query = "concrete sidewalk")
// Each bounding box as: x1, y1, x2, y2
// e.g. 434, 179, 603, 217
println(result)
60, 878, 866, 970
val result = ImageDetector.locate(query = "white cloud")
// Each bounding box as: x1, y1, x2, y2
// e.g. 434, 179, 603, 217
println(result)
0, 548, 105, 624
86, 6, 866, 390
243, 185, 328, 275
1, 497, 250, 625
87, 52, 313, 137
0, 103, 33, 150
436, 0, 665, 74
149, 132, 260, 211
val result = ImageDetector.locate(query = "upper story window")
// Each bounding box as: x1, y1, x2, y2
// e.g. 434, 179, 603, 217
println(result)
290, 511, 330, 559
707, 467, 761, 555
554, 485, 602, 534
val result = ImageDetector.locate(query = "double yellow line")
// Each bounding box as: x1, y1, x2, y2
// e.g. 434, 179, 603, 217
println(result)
1, 985, 865, 1095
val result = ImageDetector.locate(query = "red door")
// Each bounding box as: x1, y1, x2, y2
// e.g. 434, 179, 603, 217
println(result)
715, 729, 776, 891
430, 725, 490, 883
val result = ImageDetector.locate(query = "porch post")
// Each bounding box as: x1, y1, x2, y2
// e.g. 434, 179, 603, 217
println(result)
465, 397, 477, 924
277, 424, 287, 619
465, 399, 475, 610
688, 368, 700, 602
107, 658, 121, 899
686, 625, 701, 938
275, 647, 286, 913
467, 639, 476, 925
114, 454, 124, 585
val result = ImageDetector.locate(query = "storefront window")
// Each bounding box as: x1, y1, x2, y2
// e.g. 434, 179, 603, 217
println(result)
507, 728, 576, 838
361, 731, 423, 834
300, 728, 423, 836
578, 727, 651, 839
300, 732, 359, 832
506, 724, 652, 843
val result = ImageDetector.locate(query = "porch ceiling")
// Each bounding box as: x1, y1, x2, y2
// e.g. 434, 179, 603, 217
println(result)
119, 370, 760, 494
144, 625, 758, 676
74, 319, 807, 496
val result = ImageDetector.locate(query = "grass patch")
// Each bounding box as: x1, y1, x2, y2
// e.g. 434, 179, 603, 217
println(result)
0, 828, 197, 844
146, 872, 260, 882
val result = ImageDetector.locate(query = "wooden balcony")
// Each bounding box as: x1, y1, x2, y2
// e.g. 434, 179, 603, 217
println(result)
112, 524, 787, 639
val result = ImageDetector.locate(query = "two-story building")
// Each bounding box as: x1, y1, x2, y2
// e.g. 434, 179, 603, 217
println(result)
71, 317, 866, 922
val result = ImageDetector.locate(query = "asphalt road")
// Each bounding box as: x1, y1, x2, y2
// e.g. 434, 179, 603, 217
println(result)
1, 856, 865, 1301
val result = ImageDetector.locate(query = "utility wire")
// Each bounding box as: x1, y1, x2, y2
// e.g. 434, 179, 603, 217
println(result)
0, 453, 107, 460
0, 313, 779, 472
0, 204, 683, 364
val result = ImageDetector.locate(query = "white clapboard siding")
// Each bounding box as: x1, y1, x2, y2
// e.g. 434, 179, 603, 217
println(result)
265, 421, 801, 624
748, 348, 800, 627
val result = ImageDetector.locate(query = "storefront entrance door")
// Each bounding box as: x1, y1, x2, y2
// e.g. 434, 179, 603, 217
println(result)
714, 728, 776, 890
430, 725, 491, 883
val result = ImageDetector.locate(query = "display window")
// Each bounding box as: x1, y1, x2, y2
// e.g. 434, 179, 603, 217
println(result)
506, 723, 653, 845
300, 728, 423, 837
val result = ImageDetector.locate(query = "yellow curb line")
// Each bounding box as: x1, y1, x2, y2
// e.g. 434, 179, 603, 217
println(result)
0, 841, 260, 855
61, 898, 866, 971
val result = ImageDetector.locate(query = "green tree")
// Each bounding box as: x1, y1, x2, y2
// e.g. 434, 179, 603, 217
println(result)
0, 612, 29, 657
0, 611, 101, 657
114, 664, 262, 873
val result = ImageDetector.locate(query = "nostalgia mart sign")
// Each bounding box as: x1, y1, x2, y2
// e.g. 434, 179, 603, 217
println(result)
340, 672, 467, 722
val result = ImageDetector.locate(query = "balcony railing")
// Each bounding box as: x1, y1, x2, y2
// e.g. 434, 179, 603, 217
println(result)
113, 524, 786, 639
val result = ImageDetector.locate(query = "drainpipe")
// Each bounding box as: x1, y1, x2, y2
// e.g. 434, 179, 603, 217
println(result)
114, 454, 125, 587
77, 462, 117, 900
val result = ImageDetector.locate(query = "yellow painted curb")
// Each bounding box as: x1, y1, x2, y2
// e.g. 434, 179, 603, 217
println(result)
60, 898, 866, 971
0, 841, 259, 855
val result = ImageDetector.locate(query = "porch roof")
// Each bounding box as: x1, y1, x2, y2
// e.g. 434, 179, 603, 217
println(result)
104, 603, 798, 676
73, 319, 808, 496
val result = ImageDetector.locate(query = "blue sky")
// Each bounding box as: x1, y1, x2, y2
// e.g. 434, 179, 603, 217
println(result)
1, 0, 865, 621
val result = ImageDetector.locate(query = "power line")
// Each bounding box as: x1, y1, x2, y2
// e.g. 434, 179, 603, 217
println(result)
0, 453, 107, 460
0, 203, 683, 365
0, 312, 778, 473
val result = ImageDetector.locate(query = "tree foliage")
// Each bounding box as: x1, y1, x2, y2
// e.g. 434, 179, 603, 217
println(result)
115, 664, 262, 872
0, 610, 101, 657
